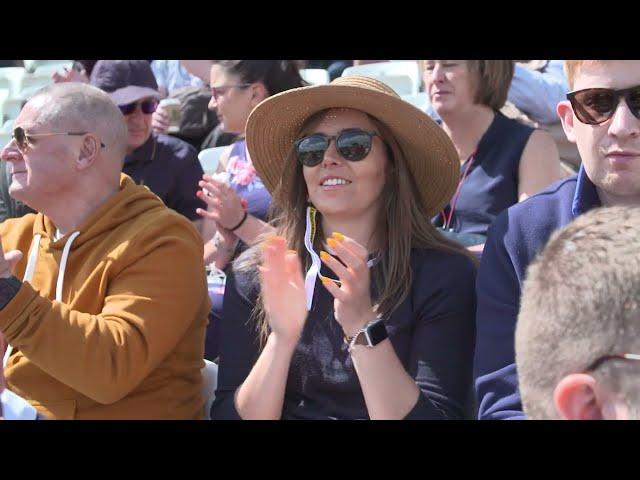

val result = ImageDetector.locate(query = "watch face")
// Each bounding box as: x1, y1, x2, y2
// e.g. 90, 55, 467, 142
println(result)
367, 320, 388, 346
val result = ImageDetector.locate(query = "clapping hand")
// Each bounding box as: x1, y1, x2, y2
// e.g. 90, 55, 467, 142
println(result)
259, 235, 308, 345
196, 174, 247, 230
319, 232, 377, 338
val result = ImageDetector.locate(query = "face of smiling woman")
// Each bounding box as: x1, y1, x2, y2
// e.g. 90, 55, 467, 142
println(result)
302, 108, 389, 222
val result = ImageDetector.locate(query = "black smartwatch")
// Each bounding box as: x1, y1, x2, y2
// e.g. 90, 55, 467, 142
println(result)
0, 275, 22, 311
349, 318, 388, 351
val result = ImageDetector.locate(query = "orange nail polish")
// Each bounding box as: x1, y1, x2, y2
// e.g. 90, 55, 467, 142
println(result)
327, 238, 337, 249
320, 276, 332, 286
320, 251, 331, 262
332, 232, 345, 241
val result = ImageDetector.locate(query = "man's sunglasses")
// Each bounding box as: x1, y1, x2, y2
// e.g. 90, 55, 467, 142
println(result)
295, 129, 379, 167
12, 126, 105, 151
118, 98, 159, 116
567, 85, 640, 125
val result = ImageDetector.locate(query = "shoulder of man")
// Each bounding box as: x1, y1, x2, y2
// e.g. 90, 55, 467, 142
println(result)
487, 175, 579, 270
153, 132, 199, 161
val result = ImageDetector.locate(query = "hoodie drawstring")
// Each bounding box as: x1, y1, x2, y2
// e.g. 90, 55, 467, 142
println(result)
3, 231, 80, 368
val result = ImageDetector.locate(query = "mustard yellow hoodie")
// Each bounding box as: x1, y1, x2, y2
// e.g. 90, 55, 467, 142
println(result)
0, 175, 210, 419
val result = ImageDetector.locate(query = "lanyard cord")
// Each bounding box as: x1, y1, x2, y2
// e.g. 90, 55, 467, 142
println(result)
441, 152, 476, 231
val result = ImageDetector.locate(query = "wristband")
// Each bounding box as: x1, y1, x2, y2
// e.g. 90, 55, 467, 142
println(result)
229, 210, 248, 232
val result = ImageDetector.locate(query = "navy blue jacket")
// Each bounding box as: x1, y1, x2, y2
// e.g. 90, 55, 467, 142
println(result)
211, 248, 477, 420
474, 165, 601, 420
124, 132, 206, 220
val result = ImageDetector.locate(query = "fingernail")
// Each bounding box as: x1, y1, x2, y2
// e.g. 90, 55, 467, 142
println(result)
327, 238, 337, 249
320, 276, 332, 286
286, 250, 297, 256
332, 232, 345, 241
320, 251, 331, 262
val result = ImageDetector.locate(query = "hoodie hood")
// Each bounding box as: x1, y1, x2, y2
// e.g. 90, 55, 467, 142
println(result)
32, 174, 166, 250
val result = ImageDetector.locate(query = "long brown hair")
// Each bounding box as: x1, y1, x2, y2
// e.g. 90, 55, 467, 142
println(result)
235, 109, 476, 346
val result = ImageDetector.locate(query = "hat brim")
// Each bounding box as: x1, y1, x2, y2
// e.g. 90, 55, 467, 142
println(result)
246, 80, 459, 219
109, 86, 161, 106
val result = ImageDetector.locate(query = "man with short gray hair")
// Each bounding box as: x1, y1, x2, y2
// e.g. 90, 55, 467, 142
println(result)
516, 206, 640, 420
0, 83, 209, 419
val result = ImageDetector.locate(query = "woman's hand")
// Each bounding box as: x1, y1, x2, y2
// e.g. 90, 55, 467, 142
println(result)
259, 235, 308, 345
152, 104, 171, 134
319, 232, 377, 338
196, 174, 247, 230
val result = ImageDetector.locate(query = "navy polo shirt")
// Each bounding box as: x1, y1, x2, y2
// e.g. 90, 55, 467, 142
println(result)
124, 132, 206, 220
474, 164, 601, 419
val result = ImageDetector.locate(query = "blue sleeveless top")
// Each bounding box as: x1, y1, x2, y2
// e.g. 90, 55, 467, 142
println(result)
433, 111, 534, 237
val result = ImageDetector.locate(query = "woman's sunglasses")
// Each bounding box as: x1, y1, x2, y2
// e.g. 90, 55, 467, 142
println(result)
567, 85, 640, 125
295, 129, 379, 167
118, 98, 159, 116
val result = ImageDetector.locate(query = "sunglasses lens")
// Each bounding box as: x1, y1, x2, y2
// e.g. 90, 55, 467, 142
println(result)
119, 103, 136, 116
572, 89, 616, 124
336, 130, 372, 161
141, 99, 158, 114
628, 88, 640, 118
13, 127, 25, 149
297, 135, 329, 166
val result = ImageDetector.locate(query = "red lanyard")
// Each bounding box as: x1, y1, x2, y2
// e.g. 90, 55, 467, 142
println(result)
441, 152, 476, 231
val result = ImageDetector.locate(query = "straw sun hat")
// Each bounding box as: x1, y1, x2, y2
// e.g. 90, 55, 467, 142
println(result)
246, 75, 459, 218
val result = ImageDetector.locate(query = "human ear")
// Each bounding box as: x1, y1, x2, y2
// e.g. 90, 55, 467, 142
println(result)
557, 100, 577, 143
77, 135, 101, 170
554, 374, 606, 420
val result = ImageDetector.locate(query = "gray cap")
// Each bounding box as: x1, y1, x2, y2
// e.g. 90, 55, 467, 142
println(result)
90, 60, 161, 106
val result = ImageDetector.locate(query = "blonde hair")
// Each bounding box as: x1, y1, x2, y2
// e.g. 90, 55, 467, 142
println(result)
516, 206, 640, 419
235, 109, 477, 346
564, 60, 609, 90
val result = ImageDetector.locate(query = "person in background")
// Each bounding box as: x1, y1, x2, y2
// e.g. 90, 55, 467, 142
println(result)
90, 60, 206, 231
424, 60, 563, 254
196, 60, 306, 360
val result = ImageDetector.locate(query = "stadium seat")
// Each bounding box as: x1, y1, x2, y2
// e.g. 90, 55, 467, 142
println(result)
18, 74, 54, 100
300, 69, 330, 85
33, 62, 73, 77
401, 92, 429, 110
0, 132, 10, 150
198, 146, 226, 175
23, 60, 73, 73
201, 359, 218, 419
0, 68, 27, 97
342, 61, 422, 95
1, 99, 24, 123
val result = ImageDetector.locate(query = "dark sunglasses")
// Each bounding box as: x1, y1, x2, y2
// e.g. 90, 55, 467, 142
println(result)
567, 85, 640, 125
12, 126, 105, 151
118, 98, 159, 116
295, 129, 379, 167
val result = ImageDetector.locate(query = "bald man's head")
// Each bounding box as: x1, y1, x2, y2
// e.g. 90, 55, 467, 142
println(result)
27, 83, 128, 164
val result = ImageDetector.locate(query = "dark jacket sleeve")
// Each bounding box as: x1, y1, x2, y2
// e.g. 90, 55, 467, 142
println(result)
403, 252, 477, 420
473, 212, 526, 420
210, 267, 260, 420
170, 142, 206, 221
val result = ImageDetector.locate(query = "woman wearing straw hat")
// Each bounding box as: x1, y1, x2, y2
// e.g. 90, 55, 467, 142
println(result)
210, 76, 477, 420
